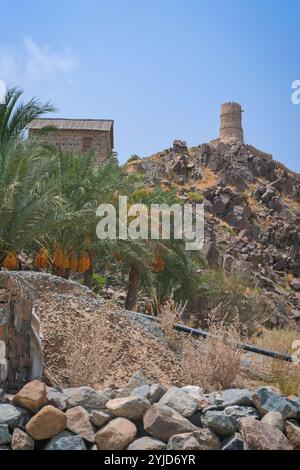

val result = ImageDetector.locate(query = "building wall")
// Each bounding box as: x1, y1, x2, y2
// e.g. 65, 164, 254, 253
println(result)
29, 128, 113, 165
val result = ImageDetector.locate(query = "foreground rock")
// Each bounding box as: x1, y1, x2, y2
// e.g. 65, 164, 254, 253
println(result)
26, 405, 66, 440
0, 404, 30, 431
45, 431, 86, 450
252, 387, 299, 419
261, 411, 284, 431
64, 387, 110, 411
95, 418, 137, 450
106, 396, 150, 420
11, 428, 34, 450
159, 387, 198, 417
66, 406, 95, 443
90, 410, 110, 428
285, 420, 300, 449
167, 429, 221, 450
127, 436, 166, 450
239, 417, 293, 450
12, 381, 48, 413
143, 404, 198, 442
0, 424, 11, 445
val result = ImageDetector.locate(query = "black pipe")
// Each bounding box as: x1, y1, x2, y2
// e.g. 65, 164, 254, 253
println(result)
173, 322, 295, 363
130, 311, 296, 363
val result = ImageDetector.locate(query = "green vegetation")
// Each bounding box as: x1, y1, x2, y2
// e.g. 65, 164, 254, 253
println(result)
187, 191, 204, 202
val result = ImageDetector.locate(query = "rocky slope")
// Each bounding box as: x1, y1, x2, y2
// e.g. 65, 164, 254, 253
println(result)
126, 138, 300, 326
0, 376, 300, 450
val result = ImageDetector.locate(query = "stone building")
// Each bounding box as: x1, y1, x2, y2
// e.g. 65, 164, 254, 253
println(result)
27, 118, 114, 165
220, 102, 244, 144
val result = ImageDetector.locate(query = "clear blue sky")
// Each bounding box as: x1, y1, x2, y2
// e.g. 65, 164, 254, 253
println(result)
1, 0, 299, 170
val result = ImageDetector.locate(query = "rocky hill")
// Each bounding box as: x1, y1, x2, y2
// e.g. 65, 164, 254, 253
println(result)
126, 137, 300, 327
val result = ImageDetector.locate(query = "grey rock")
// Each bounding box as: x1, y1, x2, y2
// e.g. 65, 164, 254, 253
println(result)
131, 385, 150, 399
238, 417, 292, 450
45, 431, 87, 450
159, 386, 198, 417
90, 410, 111, 428
11, 428, 34, 450
0, 404, 30, 431
290, 279, 300, 291
46, 387, 68, 411
180, 386, 204, 404
148, 384, 166, 404
252, 387, 300, 419
106, 396, 151, 420
128, 437, 166, 450
63, 387, 110, 411
0, 389, 7, 404
210, 388, 254, 408
144, 404, 199, 442
201, 410, 236, 438
224, 405, 259, 425
261, 411, 284, 431
0, 424, 11, 444
167, 429, 221, 450
117, 371, 148, 398
222, 432, 244, 450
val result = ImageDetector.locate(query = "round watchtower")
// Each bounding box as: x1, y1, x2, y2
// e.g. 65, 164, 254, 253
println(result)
220, 102, 244, 144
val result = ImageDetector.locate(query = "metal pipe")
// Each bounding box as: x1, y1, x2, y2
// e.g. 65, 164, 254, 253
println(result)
130, 311, 297, 363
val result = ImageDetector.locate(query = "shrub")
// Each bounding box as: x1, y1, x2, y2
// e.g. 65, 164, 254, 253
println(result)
159, 293, 186, 349
126, 154, 141, 163
187, 192, 204, 203
181, 308, 243, 392
92, 273, 107, 292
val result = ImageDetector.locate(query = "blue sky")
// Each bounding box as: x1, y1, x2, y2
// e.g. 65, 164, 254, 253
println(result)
0, 0, 299, 170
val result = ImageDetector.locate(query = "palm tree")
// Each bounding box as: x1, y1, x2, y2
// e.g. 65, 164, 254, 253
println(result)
0, 87, 55, 147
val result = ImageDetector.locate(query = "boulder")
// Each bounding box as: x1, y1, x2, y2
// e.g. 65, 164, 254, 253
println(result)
0, 424, 11, 444
45, 431, 86, 450
90, 410, 111, 428
167, 429, 221, 450
26, 405, 66, 440
224, 406, 259, 425
222, 432, 244, 450
63, 386, 110, 411
252, 387, 299, 419
0, 404, 30, 431
201, 410, 236, 438
211, 388, 254, 407
158, 387, 198, 417
66, 406, 95, 443
95, 417, 137, 450
127, 436, 166, 450
148, 384, 166, 404
285, 420, 300, 449
46, 387, 68, 411
180, 386, 208, 408
117, 371, 149, 398
11, 428, 34, 450
106, 396, 150, 420
261, 411, 284, 431
12, 380, 48, 413
143, 404, 198, 442
238, 417, 292, 450
131, 385, 150, 399
290, 279, 300, 292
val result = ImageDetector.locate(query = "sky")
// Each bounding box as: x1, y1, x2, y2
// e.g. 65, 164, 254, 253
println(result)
0, 0, 299, 170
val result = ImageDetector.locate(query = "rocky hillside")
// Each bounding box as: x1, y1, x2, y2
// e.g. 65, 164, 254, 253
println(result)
126, 138, 300, 326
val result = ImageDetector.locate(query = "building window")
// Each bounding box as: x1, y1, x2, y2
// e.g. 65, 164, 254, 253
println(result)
82, 136, 93, 152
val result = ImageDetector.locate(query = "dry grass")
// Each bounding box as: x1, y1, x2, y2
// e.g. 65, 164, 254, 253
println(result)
254, 326, 300, 396
195, 168, 219, 190
159, 294, 186, 349
181, 308, 243, 392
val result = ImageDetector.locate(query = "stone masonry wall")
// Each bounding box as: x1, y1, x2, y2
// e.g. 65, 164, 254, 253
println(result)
29, 129, 113, 166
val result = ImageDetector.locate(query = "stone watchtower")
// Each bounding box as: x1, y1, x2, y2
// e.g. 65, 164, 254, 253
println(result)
220, 102, 244, 144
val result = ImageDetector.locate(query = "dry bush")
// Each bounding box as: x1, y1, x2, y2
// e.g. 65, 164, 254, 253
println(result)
254, 326, 300, 395
64, 302, 126, 387
159, 293, 186, 349
181, 307, 243, 392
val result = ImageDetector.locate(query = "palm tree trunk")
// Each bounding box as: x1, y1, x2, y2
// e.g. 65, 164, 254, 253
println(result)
83, 250, 93, 288
125, 263, 141, 311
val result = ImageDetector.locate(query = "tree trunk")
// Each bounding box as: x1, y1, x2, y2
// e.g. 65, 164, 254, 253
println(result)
125, 263, 141, 311
83, 250, 93, 288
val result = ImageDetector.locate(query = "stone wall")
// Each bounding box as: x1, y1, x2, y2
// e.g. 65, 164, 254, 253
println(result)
0, 272, 42, 393
29, 128, 113, 166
